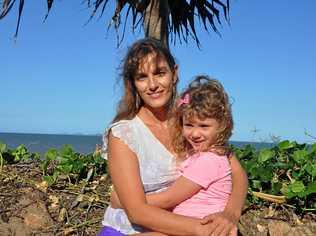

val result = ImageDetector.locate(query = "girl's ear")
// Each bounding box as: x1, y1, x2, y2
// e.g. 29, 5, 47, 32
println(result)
173, 65, 179, 84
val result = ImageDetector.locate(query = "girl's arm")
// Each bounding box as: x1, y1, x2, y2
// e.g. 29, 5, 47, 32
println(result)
108, 133, 212, 236
145, 176, 202, 209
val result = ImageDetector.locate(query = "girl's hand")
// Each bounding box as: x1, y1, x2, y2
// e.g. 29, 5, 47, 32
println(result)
110, 190, 123, 209
200, 209, 239, 236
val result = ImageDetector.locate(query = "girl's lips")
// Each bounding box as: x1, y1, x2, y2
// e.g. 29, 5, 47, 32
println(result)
189, 140, 206, 149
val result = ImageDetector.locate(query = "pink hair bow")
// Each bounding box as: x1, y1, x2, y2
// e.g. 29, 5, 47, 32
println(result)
177, 93, 190, 107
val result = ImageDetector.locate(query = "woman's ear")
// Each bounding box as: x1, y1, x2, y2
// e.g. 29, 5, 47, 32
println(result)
173, 65, 179, 84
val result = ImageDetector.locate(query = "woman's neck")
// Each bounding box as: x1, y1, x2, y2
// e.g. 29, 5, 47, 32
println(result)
138, 105, 169, 126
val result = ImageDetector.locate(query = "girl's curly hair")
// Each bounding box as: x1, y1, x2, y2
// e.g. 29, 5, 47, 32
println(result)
170, 75, 233, 158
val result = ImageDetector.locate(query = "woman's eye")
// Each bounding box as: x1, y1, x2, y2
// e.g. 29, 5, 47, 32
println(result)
157, 71, 166, 77
136, 76, 147, 81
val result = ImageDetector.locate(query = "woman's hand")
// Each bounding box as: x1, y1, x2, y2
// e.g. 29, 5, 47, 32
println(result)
110, 190, 123, 209
199, 209, 239, 236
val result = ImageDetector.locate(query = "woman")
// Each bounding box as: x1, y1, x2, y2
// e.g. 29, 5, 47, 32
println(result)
100, 38, 248, 235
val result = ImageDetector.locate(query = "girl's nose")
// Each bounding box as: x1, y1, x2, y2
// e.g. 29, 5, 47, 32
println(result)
191, 129, 201, 139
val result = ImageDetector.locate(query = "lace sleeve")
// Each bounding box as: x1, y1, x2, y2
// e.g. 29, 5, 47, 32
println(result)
102, 120, 139, 160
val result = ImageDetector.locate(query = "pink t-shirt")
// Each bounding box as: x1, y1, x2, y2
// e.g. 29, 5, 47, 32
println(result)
172, 152, 232, 219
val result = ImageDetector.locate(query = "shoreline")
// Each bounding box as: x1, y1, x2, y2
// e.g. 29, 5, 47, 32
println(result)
0, 132, 274, 155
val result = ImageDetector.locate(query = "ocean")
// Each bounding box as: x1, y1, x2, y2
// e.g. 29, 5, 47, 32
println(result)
0, 132, 273, 155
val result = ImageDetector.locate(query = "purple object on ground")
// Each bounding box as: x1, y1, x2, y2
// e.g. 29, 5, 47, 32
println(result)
98, 226, 125, 236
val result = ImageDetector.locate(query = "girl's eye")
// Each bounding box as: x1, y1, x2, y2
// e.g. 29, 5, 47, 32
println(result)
183, 123, 193, 127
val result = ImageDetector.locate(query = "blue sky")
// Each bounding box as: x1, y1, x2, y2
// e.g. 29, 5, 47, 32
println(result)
1, 0, 315, 143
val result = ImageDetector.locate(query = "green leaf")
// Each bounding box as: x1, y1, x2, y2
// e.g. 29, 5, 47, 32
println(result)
257, 167, 273, 182
278, 140, 295, 150
271, 182, 282, 195
72, 161, 84, 174
306, 181, 316, 195
280, 183, 289, 195
45, 149, 58, 160
286, 190, 297, 199
258, 149, 274, 163
58, 164, 73, 174
60, 145, 74, 157
43, 172, 58, 186
289, 181, 305, 193
274, 162, 291, 169
298, 191, 307, 198
306, 163, 316, 177
31, 152, 41, 161
41, 160, 50, 174
292, 149, 309, 164
252, 180, 262, 190
0, 143, 6, 153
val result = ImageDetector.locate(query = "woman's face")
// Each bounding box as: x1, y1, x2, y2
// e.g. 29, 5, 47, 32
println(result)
134, 54, 177, 111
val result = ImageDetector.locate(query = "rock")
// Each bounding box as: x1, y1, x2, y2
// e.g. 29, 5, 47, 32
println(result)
238, 209, 316, 236
238, 210, 268, 235
20, 194, 54, 230
5, 217, 32, 236
268, 221, 291, 235
0, 188, 54, 235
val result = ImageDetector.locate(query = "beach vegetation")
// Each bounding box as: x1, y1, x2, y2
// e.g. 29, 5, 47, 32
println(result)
0, 143, 40, 165
41, 144, 107, 186
1, 140, 315, 234
1, 140, 315, 211
233, 140, 316, 212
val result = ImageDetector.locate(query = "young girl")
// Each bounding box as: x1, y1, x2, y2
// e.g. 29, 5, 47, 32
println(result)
132, 75, 237, 235
111, 75, 238, 235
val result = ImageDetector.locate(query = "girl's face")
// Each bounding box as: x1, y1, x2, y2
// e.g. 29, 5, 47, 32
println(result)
182, 115, 221, 152
134, 53, 177, 111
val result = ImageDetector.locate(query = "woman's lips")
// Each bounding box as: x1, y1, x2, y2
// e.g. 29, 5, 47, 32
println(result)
148, 91, 163, 98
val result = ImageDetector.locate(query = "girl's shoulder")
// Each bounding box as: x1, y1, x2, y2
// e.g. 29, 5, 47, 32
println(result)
191, 151, 228, 159
187, 151, 230, 167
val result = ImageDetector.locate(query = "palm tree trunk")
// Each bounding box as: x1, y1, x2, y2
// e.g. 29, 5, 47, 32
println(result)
143, 0, 169, 48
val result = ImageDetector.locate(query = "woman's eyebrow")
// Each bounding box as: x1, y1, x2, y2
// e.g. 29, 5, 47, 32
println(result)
154, 66, 168, 73
135, 72, 147, 78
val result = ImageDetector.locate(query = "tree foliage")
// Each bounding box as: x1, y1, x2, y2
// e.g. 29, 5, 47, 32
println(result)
1, 0, 230, 46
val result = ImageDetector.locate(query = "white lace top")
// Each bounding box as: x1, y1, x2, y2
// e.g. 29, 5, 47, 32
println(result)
101, 116, 179, 234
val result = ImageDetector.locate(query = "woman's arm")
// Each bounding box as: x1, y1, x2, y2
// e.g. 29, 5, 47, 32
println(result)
108, 133, 211, 236
225, 154, 248, 219
200, 154, 248, 236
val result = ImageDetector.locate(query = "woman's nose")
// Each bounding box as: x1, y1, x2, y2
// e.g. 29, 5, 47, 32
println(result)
148, 77, 159, 91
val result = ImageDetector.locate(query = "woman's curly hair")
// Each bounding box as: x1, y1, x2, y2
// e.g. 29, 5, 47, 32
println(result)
170, 75, 233, 158
113, 38, 178, 123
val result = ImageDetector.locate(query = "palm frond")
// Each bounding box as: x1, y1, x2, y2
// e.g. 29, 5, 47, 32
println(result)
1, 0, 230, 46
43, 0, 54, 21
95, 0, 230, 46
